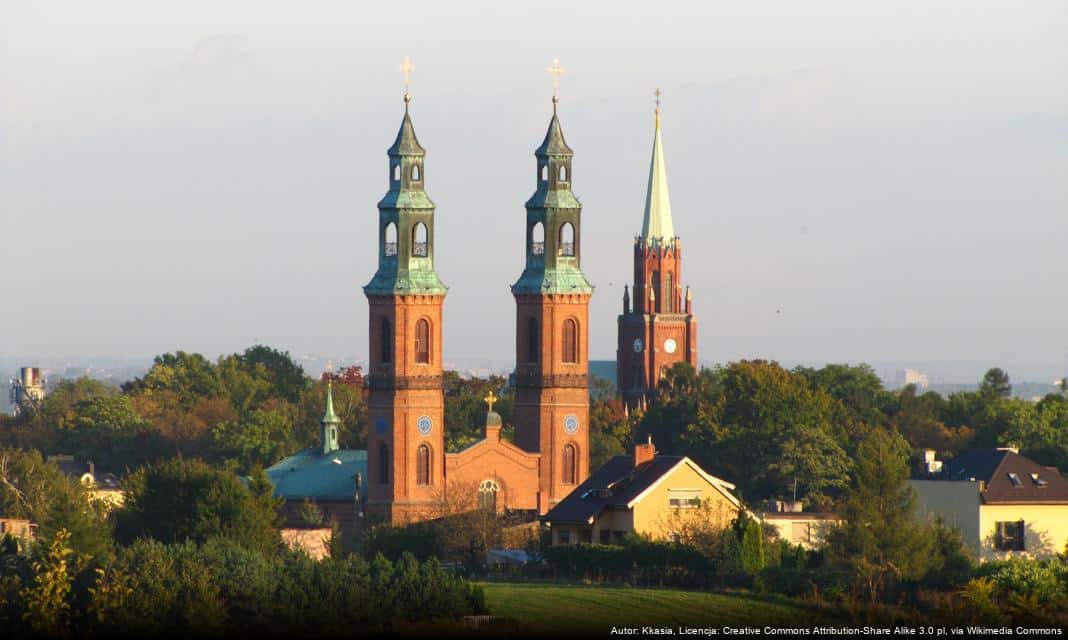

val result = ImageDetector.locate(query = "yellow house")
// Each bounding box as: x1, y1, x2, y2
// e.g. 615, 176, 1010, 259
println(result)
911, 448, 1068, 561
542, 439, 742, 545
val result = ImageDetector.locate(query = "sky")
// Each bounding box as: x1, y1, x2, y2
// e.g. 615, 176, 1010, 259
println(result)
2, 0, 1067, 382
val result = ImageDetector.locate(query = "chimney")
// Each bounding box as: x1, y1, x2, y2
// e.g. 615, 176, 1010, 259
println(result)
634, 435, 655, 468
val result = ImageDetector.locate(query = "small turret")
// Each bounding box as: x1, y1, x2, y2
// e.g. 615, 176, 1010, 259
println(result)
623, 284, 630, 314
321, 381, 341, 455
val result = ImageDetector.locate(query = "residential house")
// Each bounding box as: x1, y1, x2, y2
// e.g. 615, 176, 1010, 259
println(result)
542, 438, 742, 545
759, 501, 841, 550
910, 448, 1068, 560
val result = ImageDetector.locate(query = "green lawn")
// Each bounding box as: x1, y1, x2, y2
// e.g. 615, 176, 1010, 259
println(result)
480, 582, 832, 634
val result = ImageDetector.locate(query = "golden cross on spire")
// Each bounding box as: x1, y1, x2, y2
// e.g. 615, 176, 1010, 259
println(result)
548, 58, 566, 106
400, 56, 415, 102
654, 88, 662, 127
484, 390, 499, 413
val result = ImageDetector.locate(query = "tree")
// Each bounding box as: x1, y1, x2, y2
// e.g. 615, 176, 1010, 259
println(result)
239, 345, 308, 403
980, 368, 1012, 399
825, 428, 937, 602
19, 528, 74, 636
71, 395, 145, 431
114, 457, 280, 553
211, 401, 297, 471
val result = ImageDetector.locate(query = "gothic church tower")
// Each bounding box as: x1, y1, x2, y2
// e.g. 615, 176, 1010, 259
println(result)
512, 95, 594, 510
364, 94, 447, 523
617, 98, 698, 411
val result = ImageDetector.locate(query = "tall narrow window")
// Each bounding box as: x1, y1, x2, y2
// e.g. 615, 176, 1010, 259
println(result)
559, 222, 575, 256
393, 164, 400, 181
479, 479, 499, 511
378, 443, 390, 484
384, 222, 398, 257
650, 271, 660, 313
562, 444, 577, 485
527, 317, 539, 363
380, 318, 393, 364
558, 164, 567, 182
416, 444, 431, 486
665, 272, 674, 313
411, 164, 421, 181
562, 319, 578, 363
415, 318, 430, 364
412, 222, 428, 257
531, 221, 545, 256
540, 164, 548, 182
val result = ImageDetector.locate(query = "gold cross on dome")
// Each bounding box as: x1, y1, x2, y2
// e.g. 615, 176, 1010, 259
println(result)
484, 390, 499, 413
548, 58, 566, 97
400, 56, 415, 94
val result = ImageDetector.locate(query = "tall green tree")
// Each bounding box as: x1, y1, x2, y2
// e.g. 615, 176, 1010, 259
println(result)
825, 428, 937, 602
980, 367, 1012, 399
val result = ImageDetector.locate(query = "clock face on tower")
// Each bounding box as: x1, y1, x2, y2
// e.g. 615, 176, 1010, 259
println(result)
663, 338, 677, 354
417, 416, 433, 435
632, 338, 643, 353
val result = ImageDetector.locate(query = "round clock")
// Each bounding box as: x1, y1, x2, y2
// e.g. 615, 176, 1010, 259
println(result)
563, 415, 579, 434
375, 416, 388, 435
664, 338, 678, 354
417, 416, 433, 435
632, 338, 643, 353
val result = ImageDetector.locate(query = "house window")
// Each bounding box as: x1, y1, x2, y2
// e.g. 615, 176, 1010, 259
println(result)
562, 444, 577, 485
579, 529, 592, 544
562, 319, 578, 363
416, 444, 431, 486
415, 318, 430, 364
613, 531, 626, 543
599, 529, 611, 544
668, 489, 701, 508
995, 520, 1025, 551
791, 522, 812, 544
558, 529, 571, 545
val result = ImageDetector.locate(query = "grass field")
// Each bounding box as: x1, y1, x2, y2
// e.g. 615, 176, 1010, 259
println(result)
480, 582, 833, 634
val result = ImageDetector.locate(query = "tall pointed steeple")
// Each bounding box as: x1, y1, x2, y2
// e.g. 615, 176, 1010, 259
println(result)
641, 95, 675, 244
320, 381, 340, 455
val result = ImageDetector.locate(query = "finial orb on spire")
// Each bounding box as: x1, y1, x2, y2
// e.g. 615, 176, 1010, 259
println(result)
548, 58, 566, 108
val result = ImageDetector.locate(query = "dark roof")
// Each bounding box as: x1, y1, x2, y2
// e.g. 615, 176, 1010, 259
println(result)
939, 449, 1068, 504
387, 109, 425, 156
543, 455, 737, 525
534, 113, 573, 157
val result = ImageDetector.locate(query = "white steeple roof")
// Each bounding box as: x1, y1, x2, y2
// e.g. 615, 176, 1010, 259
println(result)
640, 108, 675, 244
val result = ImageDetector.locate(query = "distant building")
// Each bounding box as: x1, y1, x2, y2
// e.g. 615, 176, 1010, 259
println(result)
542, 438, 741, 545
758, 501, 841, 550
893, 369, 930, 390
910, 448, 1068, 560
266, 383, 366, 557
9, 367, 45, 415
48, 455, 125, 508
0, 518, 36, 550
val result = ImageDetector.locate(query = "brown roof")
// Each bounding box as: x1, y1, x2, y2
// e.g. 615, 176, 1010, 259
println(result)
940, 449, 1068, 504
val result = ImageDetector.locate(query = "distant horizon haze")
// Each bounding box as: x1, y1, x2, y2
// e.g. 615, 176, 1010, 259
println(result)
3, 1, 1066, 381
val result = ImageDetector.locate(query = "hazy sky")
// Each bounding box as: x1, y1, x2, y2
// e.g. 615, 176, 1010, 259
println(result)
3, 1, 1067, 380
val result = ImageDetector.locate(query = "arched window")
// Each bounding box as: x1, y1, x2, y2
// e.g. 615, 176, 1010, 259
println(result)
558, 164, 567, 182
530, 221, 545, 256
527, 317, 539, 363
415, 318, 430, 364
540, 164, 548, 182
478, 479, 499, 511
392, 164, 400, 181
562, 444, 577, 485
380, 318, 393, 364
665, 272, 674, 313
411, 163, 421, 181
412, 222, 428, 257
384, 222, 398, 257
651, 271, 660, 313
378, 443, 390, 484
562, 318, 578, 363
416, 444, 431, 486
559, 222, 575, 257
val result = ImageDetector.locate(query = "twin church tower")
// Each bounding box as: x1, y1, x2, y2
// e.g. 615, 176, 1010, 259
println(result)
361, 71, 696, 523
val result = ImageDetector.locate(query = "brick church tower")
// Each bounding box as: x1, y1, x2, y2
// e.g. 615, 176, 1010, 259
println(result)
617, 99, 697, 411
364, 94, 447, 523
512, 95, 594, 511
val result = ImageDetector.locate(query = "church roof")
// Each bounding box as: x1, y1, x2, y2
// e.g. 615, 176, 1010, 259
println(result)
534, 112, 573, 157
266, 448, 367, 501
640, 109, 675, 244
387, 106, 425, 156
321, 382, 339, 425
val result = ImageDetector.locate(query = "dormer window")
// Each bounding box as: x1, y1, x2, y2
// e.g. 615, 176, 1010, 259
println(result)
1031, 473, 1049, 487
1008, 472, 1022, 488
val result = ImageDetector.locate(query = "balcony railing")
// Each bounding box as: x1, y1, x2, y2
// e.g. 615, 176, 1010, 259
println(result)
384, 242, 398, 257
531, 241, 545, 256
559, 242, 575, 257
413, 242, 428, 257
